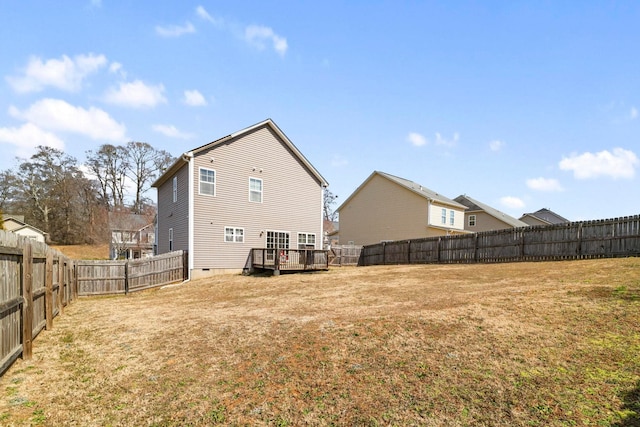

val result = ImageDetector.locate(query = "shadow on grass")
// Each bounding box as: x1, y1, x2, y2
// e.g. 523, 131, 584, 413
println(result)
612, 380, 640, 427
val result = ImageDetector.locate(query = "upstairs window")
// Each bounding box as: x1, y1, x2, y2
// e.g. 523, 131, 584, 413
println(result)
469, 215, 477, 227
441, 208, 447, 224
249, 177, 263, 203
450, 210, 455, 226
200, 168, 216, 196
172, 176, 177, 203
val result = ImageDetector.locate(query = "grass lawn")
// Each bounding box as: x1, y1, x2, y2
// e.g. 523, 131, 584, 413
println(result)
1, 258, 640, 426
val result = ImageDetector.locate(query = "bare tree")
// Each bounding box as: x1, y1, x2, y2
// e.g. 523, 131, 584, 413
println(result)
124, 141, 173, 214
85, 144, 129, 210
323, 188, 339, 222
0, 169, 19, 212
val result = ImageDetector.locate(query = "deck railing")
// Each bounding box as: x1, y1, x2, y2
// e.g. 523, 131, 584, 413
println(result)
251, 248, 329, 273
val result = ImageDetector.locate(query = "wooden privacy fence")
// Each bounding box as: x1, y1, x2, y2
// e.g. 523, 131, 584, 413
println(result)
1, 230, 75, 376
361, 215, 640, 266
76, 250, 187, 295
329, 245, 362, 266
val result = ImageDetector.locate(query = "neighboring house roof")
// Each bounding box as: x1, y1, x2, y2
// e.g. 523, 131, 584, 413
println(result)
337, 171, 467, 212
519, 208, 570, 225
3, 215, 25, 223
454, 194, 529, 228
108, 212, 153, 232
1, 216, 47, 237
152, 118, 329, 189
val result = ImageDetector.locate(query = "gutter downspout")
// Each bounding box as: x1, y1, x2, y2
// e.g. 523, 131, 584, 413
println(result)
185, 152, 194, 282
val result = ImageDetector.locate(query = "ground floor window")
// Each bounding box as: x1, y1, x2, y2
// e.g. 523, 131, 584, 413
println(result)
224, 227, 244, 243
266, 230, 289, 249
297, 232, 316, 249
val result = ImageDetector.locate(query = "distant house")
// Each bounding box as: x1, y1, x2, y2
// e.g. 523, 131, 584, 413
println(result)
454, 194, 529, 232
1, 215, 47, 243
151, 118, 328, 277
520, 208, 570, 226
323, 219, 339, 248
337, 171, 468, 246
109, 212, 155, 260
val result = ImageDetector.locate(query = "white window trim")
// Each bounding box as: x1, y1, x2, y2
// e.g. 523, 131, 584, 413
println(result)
450, 210, 455, 226
199, 167, 216, 197
297, 232, 316, 247
224, 226, 244, 243
441, 208, 447, 224
469, 215, 477, 227
172, 176, 177, 203
249, 177, 263, 203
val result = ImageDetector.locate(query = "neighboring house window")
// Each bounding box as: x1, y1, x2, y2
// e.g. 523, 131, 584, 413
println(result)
249, 177, 263, 203
469, 215, 477, 227
172, 177, 177, 203
169, 228, 173, 251
298, 232, 316, 249
224, 227, 244, 243
441, 208, 447, 224
200, 168, 216, 196
450, 210, 455, 226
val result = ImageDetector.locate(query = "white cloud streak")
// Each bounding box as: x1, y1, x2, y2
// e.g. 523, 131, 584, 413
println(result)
152, 124, 194, 139
103, 80, 167, 109
183, 89, 208, 106
9, 98, 127, 141
526, 177, 564, 192
489, 140, 505, 152
196, 5, 223, 26
6, 53, 107, 93
155, 21, 196, 37
407, 132, 427, 147
0, 123, 65, 159
245, 25, 288, 57
559, 148, 638, 180
500, 196, 525, 210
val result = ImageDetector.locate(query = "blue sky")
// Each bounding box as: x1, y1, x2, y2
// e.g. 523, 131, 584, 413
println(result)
1, 1, 639, 221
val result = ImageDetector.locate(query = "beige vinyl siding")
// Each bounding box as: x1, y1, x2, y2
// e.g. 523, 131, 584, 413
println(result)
339, 174, 430, 246
191, 125, 323, 270
156, 163, 189, 254
428, 201, 465, 231
465, 211, 519, 232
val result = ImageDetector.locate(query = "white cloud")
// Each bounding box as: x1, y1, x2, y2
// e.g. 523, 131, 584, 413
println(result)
526, 177, 564, 192
631, 107, 638, 120
196, 5, 222, 26
499, 196, 525, 210
183, 89, 208, 106
103, 80, 167, 108
559, 148, 638, 180
0, 123, 65, 158
407, 132, 427, 147
489, 139, 505, 152
155, 21, 196, 37
9, 98, 127, 141
245, 25, 288, 57
6, 53, 107, 93
434, 132, 459, 147
152, 124, 194, 139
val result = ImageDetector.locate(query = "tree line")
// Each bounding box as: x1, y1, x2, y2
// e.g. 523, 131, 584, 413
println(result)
0, 142, 173, 245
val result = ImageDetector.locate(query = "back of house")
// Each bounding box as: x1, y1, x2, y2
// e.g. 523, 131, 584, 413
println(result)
153, 119, 328, 277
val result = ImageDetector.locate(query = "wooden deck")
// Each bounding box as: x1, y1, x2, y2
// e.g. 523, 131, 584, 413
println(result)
251, 248, 329, 274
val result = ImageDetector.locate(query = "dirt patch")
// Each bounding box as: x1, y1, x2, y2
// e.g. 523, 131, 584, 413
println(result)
2, 259, 640, 426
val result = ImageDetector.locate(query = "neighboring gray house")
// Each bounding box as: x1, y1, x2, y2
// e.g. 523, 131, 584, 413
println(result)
151, 119, 328, 277
109, 212, 155, 260
454, 194, 529, 232
520, 208, 570, 226
2, 215, 48, 243
337, 171, 468, 246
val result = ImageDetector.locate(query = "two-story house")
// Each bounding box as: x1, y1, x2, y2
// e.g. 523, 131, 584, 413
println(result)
337, 171, 468, 246
151, 119, 328, 277
109, 212, 155, 259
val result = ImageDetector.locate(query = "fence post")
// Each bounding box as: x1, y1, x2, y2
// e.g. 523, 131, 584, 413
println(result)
382, 242, 386, 265
437, 238, 441, 263
45, 250, 54, 330
407, 241, 411, 264
57, 256, 64, 315
22, 242, 33, 360
124, 261, 129, 295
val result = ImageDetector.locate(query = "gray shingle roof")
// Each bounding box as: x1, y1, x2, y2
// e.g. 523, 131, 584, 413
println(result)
454, 194, 529, 228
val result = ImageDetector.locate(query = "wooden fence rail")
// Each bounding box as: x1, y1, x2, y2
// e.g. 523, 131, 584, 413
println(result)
1, 227, 188, 377
360, 215, 640, 266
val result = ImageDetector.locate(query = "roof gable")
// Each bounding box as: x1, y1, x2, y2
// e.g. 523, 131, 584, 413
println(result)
338, 171, 466, 211
152, 119, 327, 188
520, 208, 569, 225
454, 194, 529, 228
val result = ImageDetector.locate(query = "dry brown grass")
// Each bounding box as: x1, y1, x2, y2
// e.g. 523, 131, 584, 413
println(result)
2, 258, 640, 426
50, 244, 110, 260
